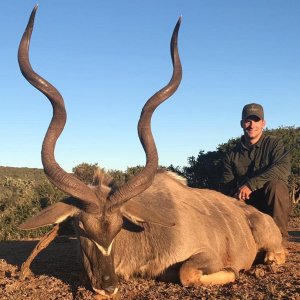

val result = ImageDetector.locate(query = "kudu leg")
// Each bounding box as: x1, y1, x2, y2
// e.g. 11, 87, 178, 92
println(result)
264, 248, 286, 265
20, 224, 59, 279
179, 253, 237, 286
245, 209, 287, 265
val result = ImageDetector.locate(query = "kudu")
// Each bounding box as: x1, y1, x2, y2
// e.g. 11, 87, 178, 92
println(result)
18, 6, 286, 299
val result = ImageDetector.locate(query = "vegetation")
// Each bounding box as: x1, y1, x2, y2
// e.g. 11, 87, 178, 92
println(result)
72, 163, 144, 187
0, 126, 299, 240
0, 168, 66, 240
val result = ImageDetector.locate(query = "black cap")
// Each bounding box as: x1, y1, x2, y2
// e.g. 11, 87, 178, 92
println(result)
242, 103, 264, 120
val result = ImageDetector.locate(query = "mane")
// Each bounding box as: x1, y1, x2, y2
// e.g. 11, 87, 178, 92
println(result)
92, 167, 117, 197
92, 168, 188, 198
93, 168, 115, 186
157, 168, 188, 186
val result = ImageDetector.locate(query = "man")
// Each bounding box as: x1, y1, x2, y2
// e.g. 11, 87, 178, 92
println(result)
221, 103, 291, 238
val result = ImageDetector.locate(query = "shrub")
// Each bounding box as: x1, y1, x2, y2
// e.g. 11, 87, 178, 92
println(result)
0, 174, 66, 241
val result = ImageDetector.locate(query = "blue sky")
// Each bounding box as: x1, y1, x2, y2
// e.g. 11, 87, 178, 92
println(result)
1, 1, 299, 172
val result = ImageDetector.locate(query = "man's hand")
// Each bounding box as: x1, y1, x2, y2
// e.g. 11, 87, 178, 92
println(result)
235, 185, 252, 201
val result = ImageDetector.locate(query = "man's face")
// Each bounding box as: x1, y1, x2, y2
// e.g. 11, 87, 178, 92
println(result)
241, 115, 266, 142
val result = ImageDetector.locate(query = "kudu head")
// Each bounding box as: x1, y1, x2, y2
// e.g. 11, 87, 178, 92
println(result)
18, 5, 182, 297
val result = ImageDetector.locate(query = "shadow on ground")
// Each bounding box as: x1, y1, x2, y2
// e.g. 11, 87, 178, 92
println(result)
0, 237, 82, 284
288, 230, 300, 242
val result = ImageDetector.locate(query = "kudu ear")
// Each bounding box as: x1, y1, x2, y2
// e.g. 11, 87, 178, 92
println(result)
120, 200, 176, 228
18, 202, 80, 230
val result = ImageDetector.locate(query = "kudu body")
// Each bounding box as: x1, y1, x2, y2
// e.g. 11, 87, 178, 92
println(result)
18, 6, 286, 298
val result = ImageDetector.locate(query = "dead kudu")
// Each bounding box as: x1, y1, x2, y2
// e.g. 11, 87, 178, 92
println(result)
18, 6, 286, 299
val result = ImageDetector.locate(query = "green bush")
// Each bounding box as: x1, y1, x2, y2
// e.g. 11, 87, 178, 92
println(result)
0, 172, 66, 240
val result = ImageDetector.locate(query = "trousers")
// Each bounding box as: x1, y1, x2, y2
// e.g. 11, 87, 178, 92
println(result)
245, 180, 290, 237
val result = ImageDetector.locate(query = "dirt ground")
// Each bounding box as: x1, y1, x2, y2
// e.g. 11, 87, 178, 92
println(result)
0, 218, 299, 300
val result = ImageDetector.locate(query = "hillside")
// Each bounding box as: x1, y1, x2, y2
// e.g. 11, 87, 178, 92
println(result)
0, 166, 65, 240
0, 166, 46, 182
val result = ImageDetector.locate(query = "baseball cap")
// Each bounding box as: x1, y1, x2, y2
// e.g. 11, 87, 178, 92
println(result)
242, 103, 264, 120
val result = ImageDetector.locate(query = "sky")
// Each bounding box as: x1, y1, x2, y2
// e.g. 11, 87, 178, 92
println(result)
1, 1, 299, 172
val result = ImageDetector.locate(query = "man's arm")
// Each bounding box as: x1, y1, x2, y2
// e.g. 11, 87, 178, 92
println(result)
220, 152, 237, 195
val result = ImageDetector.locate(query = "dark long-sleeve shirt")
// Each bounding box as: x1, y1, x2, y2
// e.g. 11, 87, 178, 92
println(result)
221, 134, 291, 196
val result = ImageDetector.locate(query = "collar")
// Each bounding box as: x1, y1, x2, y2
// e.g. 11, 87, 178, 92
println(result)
240, 133, 265, 150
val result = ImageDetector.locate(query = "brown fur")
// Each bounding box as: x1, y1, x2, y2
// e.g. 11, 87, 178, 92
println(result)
112, 170, 285, 283
20, 169, 286, 295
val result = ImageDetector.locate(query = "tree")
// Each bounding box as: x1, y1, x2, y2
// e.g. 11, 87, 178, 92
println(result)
72, 163, 145, 187
72, 162, 99, 184
181, 150, 224, 190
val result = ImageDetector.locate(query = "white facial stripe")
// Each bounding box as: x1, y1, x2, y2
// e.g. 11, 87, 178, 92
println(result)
78, 221, 114, 256
93, 239, 114, 256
